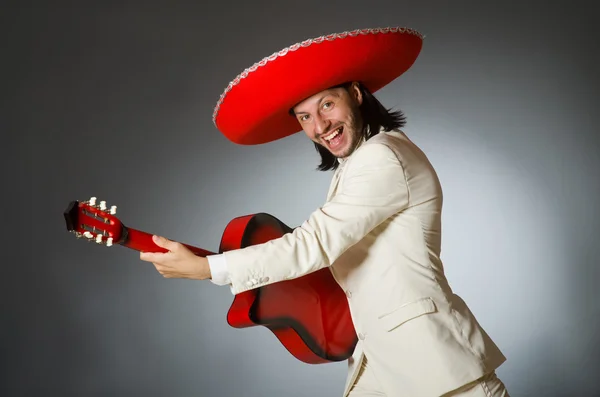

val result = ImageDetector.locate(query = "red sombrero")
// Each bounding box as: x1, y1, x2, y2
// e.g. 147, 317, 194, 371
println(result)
213, 26, 424, 145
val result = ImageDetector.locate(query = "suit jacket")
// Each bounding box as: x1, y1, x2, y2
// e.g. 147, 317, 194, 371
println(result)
222, 129, 506, 397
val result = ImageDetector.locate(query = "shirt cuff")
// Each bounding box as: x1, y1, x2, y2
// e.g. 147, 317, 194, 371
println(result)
207, 254, 231, 286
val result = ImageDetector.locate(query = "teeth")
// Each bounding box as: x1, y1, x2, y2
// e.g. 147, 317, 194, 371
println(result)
324, 127, 342, 141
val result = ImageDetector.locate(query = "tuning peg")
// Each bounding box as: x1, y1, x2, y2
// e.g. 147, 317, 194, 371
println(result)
83, 231, 93, 239
110, 205, 117, 215
106, 237, 113, 247
95, 234, 103, 244
99, 201, 107, 210
74, 231, 83, 238
89, 197, 97, 206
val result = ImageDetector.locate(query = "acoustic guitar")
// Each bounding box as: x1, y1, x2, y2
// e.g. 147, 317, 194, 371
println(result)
63, 197, 357, 364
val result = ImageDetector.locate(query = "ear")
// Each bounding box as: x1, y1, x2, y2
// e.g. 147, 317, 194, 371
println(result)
350, 81, 363, 105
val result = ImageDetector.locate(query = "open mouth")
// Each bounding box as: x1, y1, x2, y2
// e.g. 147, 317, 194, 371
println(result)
322, 126, 344, 149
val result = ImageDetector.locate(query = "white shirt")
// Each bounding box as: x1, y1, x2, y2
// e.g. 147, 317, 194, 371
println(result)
207, 254, 231, 285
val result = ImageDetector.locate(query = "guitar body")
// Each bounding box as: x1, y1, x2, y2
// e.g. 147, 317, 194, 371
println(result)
64, 199, 357, 364
219, 213, 358, 364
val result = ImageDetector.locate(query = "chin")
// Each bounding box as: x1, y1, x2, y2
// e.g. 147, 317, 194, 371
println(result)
332, 147, 351, 159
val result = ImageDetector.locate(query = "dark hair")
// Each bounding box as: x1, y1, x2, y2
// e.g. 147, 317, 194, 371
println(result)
310, 82, 406, 171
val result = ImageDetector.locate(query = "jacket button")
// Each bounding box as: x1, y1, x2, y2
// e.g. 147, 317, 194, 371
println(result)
358, 333, 365, 340
346, 290, 352, 298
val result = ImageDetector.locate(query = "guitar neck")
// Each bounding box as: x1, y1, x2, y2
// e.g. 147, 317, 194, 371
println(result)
121, 227, 215, 257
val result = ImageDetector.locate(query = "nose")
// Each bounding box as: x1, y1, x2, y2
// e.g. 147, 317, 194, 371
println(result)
313, 114, 331, 136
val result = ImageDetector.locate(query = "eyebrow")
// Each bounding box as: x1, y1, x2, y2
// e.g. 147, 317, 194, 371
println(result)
294, 93, 338, 115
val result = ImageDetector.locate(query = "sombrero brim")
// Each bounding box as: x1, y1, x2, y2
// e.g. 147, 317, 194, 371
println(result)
213, 27, 424, 145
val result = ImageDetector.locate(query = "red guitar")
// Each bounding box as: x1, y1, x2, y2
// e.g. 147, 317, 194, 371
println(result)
63, 197, 357, 364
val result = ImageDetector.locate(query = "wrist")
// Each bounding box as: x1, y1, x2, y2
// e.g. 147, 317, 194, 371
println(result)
199, 256, 212, 280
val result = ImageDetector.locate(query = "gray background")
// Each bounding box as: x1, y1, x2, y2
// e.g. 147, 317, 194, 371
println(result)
6, 1, 599, 396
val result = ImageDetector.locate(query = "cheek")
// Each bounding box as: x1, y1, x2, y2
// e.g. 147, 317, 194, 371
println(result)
348, 110, 361, 127
340, 109, 355, 122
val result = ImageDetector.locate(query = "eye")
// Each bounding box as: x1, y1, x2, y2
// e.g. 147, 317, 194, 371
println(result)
322, 101, 333, 110
298, 114, 310, 122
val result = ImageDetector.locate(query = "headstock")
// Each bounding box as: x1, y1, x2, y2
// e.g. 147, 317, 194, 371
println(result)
64, 196, 125, 247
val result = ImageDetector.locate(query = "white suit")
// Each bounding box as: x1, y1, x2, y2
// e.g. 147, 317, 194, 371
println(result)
209, 129, 506, 397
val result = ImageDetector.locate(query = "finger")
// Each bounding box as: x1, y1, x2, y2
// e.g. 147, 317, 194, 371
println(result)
156, 267, 173, 278
140, 251, 154, 262
153, 263, 169, 276
140, 251, 168, 263
152, 235, 179, 252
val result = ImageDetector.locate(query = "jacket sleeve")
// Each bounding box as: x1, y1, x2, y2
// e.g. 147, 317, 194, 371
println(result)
223, 142, 410, 294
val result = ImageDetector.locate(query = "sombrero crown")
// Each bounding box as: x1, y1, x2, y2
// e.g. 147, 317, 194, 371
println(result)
213, 26, 424, 145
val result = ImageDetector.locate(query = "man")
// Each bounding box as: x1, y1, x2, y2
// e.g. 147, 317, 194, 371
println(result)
140, 27, 510, 396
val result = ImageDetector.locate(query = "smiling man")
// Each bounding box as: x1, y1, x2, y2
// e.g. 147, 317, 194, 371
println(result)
294, 82, 365, 158
140, 27, 510, 397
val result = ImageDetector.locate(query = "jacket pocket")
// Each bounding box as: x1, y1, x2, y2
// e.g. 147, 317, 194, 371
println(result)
377, 297, 437, 332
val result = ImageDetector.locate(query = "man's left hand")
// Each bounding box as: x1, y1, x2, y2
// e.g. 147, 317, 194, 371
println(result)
139, 235, 211, 280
